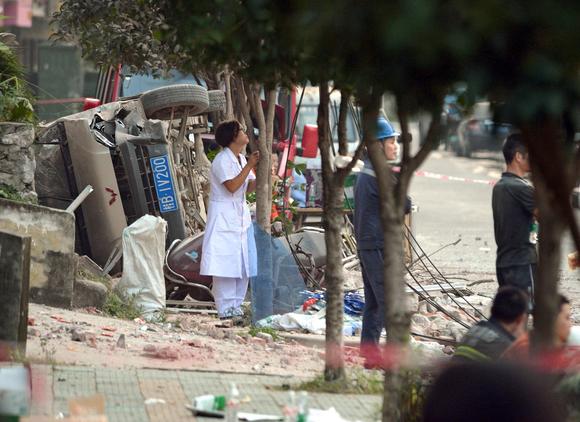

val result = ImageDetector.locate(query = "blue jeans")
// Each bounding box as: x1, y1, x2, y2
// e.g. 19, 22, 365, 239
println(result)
358, 249, 385, 358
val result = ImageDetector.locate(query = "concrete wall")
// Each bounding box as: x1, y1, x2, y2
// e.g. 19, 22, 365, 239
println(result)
0, 123, 36, 202
0, 198, 75, 308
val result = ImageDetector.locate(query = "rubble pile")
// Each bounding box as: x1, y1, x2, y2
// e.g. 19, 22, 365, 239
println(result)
25, 303, 327, 376
410, 294, 492, 341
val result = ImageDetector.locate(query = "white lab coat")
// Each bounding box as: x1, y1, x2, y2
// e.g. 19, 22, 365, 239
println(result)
200, 147, 257, 278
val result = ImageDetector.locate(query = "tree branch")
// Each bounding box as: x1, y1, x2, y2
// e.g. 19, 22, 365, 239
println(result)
318, 82, 334, 189
341, 140, 366, 176
224, 66, 234, 120
405, 103, 442, 176
337, 89, 350, 156
237, 77, 256, 150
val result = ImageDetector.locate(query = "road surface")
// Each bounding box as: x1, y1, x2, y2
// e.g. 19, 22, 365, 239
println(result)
409, 149, 580, 311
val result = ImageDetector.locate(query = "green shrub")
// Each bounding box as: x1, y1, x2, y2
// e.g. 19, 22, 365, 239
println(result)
0, 41, 35, 123
248, 326, 280, 341
102, 291, 143, 320
0, 184, 35, 204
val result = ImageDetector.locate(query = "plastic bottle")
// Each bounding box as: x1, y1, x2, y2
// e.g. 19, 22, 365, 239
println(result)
296, 391, 309, 422
308, 184, 316, 208
193, 394, 226, 411
225, 382, 240, 422
529, 221, 538, 244
283, 390, 297, 422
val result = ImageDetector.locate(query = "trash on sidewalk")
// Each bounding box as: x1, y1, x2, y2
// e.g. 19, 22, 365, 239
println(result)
238, 412, 284, 421
193, 394, 226, 412
256, 291, 362, 336
187, 392, 228, 418
308, 407, 360, 422
22, 394, 108, 421
187, 394, 284, 421
144, 398, 166, 405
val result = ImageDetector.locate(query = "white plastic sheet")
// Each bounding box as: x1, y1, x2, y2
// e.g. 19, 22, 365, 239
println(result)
118, 215, 167, 319
256, 309, 327, 334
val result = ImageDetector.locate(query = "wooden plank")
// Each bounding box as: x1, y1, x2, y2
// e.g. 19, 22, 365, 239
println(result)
166, 299, 215, 308
165, 308, 218, 315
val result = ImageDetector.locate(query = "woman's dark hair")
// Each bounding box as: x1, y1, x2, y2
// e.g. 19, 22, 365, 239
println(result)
491, 286, 529, 323
215, 120, 242, 148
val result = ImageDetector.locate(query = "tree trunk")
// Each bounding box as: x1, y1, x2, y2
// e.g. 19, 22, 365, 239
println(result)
234, 77, 257, 151
523, 122, 567, 351
247, 83, 276, 322
224, 67, 234, 120
532, 175, 565, 351
318, 82, 346, 381
360, 92, 408, 421
265, 88, 277, 209
206, 72, 222, 125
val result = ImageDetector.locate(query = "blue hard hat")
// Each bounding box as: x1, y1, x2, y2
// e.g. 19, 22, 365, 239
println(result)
377, 117, 400, 140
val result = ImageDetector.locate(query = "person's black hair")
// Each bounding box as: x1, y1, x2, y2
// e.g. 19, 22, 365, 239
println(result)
215, 120, 242, 148
491, 286, 529, 323
502, 133, 527, 165
559, 294, 570, 309
423, 363, 564, 422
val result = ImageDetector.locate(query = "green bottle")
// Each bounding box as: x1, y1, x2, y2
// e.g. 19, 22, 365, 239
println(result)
297, 391, 309, 422
529, 221, 538, 245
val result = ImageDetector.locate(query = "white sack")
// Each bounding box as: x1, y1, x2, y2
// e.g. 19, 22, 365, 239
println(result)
118, 215, 167, 318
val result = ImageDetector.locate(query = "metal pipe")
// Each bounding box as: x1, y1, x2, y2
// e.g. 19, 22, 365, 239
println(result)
66, 185, 94, 213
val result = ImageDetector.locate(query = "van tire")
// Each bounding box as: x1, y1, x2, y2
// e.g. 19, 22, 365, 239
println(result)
206, 90, 227, 113
140, 84, 209, 120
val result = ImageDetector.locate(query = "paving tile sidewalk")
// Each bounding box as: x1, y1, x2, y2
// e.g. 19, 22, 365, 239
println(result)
29, 365, 381, 422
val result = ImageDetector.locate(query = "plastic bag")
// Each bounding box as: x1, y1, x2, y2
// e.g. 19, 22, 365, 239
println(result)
118, 215, 167, 319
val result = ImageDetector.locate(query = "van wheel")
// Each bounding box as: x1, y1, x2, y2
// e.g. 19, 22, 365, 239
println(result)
463, 143, 472, 158
140, 84, 209, 120
206, 90, 227, 113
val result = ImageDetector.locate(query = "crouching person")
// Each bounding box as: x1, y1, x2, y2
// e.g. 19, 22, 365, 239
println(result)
454, 286, 529, 362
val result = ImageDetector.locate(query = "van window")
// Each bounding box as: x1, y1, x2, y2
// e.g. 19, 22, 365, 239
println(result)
295, 101, 361, 154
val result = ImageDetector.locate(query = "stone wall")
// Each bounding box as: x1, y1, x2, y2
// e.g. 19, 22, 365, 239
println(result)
0, 123, 36, 202
0, 198, 75, 308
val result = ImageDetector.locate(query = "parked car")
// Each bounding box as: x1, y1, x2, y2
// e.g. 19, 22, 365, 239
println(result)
452, 102, 512, 158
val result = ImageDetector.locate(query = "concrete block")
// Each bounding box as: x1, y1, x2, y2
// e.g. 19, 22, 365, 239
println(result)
0, 198, 75, 308
0, 231, 31, 356
72, 278, 109, 309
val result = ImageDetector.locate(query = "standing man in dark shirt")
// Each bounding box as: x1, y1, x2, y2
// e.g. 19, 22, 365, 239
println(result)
492, 133, 537, 298
354, 117, 410, 369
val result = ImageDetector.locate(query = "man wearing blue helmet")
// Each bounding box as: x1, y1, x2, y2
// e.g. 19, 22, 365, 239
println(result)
354, 116, 410, 369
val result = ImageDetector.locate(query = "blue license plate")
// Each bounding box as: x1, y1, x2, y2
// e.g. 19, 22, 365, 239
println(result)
150, 154, 179, 213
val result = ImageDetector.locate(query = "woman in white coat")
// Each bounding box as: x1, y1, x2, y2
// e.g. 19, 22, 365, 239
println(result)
200, 120, 260, 319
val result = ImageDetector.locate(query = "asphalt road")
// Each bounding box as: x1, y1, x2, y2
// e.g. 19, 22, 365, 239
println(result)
408, 148, 580, 308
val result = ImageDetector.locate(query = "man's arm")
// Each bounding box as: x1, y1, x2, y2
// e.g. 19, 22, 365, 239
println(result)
510, 181, 535, 215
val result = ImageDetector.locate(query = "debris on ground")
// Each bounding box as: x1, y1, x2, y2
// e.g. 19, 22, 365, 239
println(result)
26, 303, 325, 377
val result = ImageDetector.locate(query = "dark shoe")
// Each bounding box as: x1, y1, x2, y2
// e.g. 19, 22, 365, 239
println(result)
232, 316, 246, 327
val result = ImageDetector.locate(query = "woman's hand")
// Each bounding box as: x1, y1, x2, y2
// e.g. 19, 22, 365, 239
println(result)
223, 151, 260, 194
248, 151, 260, 168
